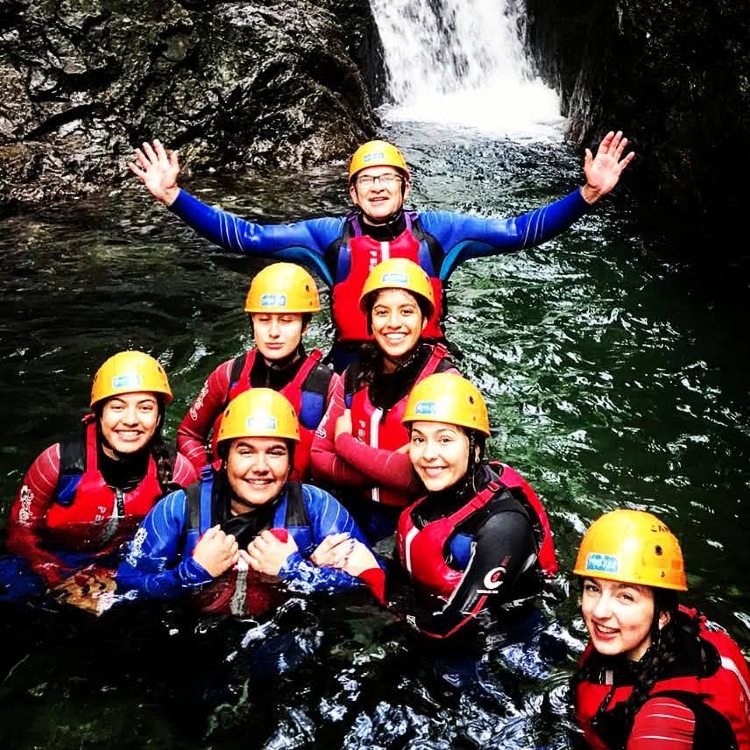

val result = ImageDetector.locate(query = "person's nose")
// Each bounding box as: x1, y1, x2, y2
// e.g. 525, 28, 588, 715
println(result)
122, 405, 139, 425
268, 318, 280, 337
250, 453, 270, 474
422, 438, 439, 461
592, 592, 613, 620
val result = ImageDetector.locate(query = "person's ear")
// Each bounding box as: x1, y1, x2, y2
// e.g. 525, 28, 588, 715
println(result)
349, 182, 359, 207
657, 609, 671, 630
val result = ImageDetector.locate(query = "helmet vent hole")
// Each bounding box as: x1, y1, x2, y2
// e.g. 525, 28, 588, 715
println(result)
655, 545, 663, 556
469, 396, 474, 404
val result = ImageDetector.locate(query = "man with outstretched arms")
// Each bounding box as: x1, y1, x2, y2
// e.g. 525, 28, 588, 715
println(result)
130, 134, 634, 371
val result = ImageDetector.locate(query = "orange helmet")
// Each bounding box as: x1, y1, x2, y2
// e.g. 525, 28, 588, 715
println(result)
573, 509, 687, 591
402, 373, 490, 436
90, 351, 173, 407
216, 388, 300, 445
348, 140, 410, 182
358, 258, 434, 318
244, 263, 321, 314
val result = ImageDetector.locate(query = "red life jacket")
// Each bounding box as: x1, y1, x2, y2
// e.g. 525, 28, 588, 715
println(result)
576, 606, 750, 750
209, 348, 330, 481
395, 461, 558, 600
347, 343, 451, 507
46, 419, 164, 553
331, 213, 445, 342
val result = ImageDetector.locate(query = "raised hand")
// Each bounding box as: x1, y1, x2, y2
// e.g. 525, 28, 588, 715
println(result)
129, 138, 181, 206
581, 130, 635, 204
192, 525, 240, 578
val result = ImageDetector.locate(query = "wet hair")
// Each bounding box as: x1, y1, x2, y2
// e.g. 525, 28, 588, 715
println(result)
574, 586, 684, 748
95, 394, 174, 492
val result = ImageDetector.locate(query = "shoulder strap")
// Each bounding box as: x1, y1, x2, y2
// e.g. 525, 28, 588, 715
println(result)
324, 213, 357, 280
224, 352, 250, 407
283, 482, 311, 529
409, 213, 445, 277
343, 363, 362, 409
59, 429, 86, 476
302, 352, 334, 396
187, 466, 214, 532
185, 481, 203, 532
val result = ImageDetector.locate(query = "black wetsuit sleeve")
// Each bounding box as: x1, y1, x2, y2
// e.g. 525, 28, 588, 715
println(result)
415, 503, 537, 639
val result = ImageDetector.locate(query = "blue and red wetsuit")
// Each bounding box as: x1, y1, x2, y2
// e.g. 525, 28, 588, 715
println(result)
116, 470, 372, 613
168, 189, 589, 370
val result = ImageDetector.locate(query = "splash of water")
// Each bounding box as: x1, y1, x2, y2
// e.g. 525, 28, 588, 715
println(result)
370, 0, 564, 138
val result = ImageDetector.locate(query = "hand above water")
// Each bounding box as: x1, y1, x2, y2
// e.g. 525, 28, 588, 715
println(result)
243, 529, 299, 577
129, 139, 181, 206
192, 525, 240, 578
581, 130, 635, 204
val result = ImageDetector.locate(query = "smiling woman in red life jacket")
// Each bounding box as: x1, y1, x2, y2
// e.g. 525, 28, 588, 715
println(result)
573, 509, 750, 750
5, 351, 197, 604
313, 372, 557, 641
176, 262, 337, 481
310, 258, 458, 543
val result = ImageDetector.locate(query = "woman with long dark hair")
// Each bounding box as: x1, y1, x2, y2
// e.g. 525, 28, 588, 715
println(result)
5, 350, 196, 607
311, 258, 457, 542
573, 509, 750, 749
316, 372, 557, 642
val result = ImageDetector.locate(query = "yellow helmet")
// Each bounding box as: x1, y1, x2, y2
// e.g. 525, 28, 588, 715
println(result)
573, 509, 687, 592
402, 373, 490, 436
358, 258, 435, 317
90, 351, 173, 407
216, 388, 300, 444
244, 263, 321, 314
348, 140, 410, 182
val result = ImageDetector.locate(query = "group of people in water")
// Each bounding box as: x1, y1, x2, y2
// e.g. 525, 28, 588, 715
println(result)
4, 133, 749, 748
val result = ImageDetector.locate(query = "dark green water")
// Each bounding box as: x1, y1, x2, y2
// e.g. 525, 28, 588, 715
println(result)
1, 121, 749, 748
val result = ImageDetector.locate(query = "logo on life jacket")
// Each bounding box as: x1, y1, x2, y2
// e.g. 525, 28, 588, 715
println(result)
260, 293, 287, 307
481, 564, 508, 591
586, 553, 619, 574
112, 373, 141, 389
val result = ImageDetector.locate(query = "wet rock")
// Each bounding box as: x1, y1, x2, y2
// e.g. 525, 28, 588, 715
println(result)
0, 0, 383, 211
520, 0, 750, 248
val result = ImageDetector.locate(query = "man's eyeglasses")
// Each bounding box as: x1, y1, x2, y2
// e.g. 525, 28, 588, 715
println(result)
355, 172, 403, 188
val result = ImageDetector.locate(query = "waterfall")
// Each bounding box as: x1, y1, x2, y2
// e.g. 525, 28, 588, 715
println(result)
369, 0, 563, 137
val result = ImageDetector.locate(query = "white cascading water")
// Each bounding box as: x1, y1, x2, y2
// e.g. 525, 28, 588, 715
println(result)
369, 0, 563, 138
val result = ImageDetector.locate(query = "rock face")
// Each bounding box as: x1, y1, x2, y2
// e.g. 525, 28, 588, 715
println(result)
521, 0, 750, 247
0, 0, 383, 209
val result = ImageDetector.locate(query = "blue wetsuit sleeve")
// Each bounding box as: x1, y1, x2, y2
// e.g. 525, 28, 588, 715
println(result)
279, 484, 373, 592
168, 190, 346, 287
418, 189, 589, 280
115, 489, 213, 600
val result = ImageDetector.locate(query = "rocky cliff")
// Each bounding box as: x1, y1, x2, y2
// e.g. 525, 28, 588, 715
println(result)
521, 0, 750, 249
0, 0, 383, 209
